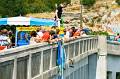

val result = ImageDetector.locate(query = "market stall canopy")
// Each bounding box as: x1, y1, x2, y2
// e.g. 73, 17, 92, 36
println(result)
0, 16, 57, 26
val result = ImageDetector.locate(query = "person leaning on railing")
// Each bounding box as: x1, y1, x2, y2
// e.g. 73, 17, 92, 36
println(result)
46, 26, 86, 42
28, 27, 88, 44
0, 29, 11, 49
29, 31, 41, 44
115, 33, 120, 41
8, 30, 15, 48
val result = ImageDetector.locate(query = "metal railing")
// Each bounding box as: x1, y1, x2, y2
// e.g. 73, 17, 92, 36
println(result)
0, 36, 98, 79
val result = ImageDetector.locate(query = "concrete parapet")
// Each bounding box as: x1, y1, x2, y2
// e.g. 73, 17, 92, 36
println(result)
96, 36, 107, 79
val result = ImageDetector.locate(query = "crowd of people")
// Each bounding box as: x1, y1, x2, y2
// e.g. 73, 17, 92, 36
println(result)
0, 29, 14, 49
0, 3, 88, 50
0, 4, 118, 49
0, 26, 88, 49
29, 26, 87, 45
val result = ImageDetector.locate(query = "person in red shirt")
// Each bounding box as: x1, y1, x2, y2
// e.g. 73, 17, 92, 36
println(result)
73, 29, 81, 37
41, 31, 50, 42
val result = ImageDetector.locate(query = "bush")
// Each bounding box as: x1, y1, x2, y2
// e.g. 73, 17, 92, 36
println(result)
81, 0, 96, 7
88, 31, 109, 36
116, 0, 120, 5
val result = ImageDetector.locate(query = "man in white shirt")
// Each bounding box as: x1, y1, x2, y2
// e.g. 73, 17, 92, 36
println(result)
0, 30, 11, 48
37, 29, 43, 38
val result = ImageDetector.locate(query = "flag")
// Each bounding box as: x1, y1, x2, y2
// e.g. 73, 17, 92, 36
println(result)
57, 41, 66, 79
57, 41, 65, 66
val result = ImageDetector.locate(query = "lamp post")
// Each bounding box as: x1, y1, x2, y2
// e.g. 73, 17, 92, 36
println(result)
80, 0, 83, 28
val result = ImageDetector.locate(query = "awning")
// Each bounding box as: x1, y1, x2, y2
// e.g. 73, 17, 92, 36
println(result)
0, 16, 57, 26
0, 18, 7, 25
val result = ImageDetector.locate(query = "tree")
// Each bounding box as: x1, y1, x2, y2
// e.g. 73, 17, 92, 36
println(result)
116, 0, 120, 5
81, 0, 96, 7
0, 0, 29, 17
0, 0, 71, 17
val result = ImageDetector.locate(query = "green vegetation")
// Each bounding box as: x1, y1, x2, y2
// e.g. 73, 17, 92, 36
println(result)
81, 0, 96, 6
89, 31, 109, 36
0, 0, 70, 17
116, 0, 120, 5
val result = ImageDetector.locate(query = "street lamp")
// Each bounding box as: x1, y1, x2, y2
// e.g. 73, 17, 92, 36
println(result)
80, 0, 83, 28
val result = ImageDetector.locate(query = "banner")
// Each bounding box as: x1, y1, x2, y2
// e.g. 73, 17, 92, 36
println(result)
16, 27, 41, 31
15, 27, 41, 46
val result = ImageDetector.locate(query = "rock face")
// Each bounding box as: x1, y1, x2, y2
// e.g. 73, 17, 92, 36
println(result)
26, 0, 117, 29
63, 0, 118, 28
62, 12, 81, 27
71, 0, 80, 5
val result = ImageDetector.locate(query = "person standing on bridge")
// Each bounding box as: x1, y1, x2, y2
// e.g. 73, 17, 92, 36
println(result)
115, 33, 120, 41
55, 3, 65, 21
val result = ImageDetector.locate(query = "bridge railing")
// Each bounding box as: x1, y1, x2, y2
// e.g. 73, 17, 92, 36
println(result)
0, 36, 98, 79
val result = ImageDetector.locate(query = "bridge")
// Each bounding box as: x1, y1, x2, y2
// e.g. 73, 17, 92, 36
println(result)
0, 36, 119, 79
